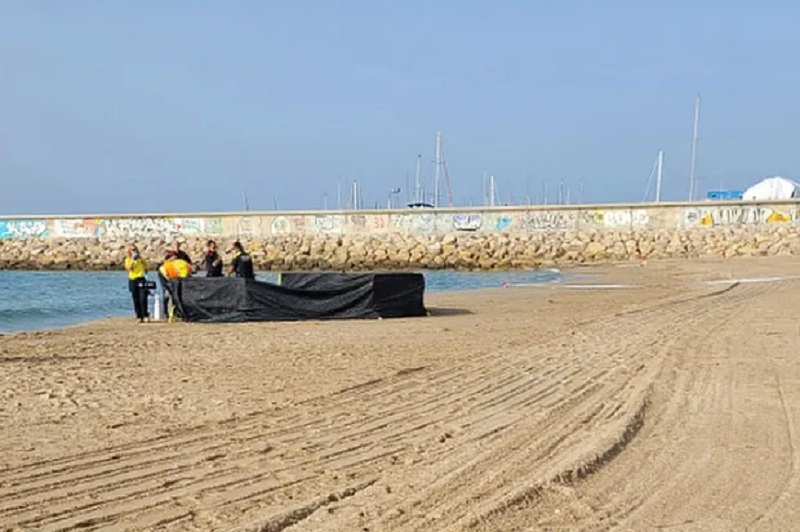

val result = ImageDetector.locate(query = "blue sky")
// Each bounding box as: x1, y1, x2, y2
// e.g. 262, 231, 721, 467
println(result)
1, 1, 798, 215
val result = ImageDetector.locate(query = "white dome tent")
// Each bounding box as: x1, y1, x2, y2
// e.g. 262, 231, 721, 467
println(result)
742, 176, 800, 201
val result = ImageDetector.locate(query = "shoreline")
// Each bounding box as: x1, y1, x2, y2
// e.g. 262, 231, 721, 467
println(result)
0, 268, 571, 336
5, 256, 800, 336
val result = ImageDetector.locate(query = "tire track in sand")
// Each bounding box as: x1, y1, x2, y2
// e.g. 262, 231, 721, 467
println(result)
339, 282, 766, 532
478, 279, 798, 532
0, 282, 769, 531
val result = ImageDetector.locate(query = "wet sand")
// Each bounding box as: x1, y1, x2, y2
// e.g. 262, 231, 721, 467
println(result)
2, 257, 800, 531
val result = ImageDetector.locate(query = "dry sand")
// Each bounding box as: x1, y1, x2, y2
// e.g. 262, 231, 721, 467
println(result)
2, 257, 800, 531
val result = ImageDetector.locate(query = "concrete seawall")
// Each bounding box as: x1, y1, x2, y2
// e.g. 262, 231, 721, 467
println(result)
2, 201, 800, 270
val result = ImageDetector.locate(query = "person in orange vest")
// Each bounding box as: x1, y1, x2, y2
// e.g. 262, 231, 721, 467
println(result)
159, 251, 192, 279
158, 251, 192, 322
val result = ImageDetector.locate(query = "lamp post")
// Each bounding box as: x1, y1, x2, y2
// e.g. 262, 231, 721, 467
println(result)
387, 187, 401, 209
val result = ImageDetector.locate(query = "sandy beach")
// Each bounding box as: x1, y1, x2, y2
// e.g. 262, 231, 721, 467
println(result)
2, 257, 800, 531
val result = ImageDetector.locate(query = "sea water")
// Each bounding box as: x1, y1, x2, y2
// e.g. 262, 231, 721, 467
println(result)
0, 269, 561, 333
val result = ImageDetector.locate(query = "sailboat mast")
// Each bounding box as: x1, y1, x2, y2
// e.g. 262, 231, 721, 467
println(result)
483, 170, 488, 206
656, 150, 664, 202
689, 95, 701, 201
414, 155, 422, 204
434, 131, 442, 208
440, 138, 454, 207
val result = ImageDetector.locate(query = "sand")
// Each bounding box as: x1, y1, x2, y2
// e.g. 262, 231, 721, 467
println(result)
2, 257, 800, 531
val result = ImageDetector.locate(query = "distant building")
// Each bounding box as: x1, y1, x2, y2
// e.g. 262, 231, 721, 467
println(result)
742, 176, 800, 200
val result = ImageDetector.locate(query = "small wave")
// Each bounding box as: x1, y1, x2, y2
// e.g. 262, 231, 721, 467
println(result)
0, 306, 62, 320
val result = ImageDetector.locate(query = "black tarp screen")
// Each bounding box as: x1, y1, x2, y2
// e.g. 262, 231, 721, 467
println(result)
166, 272, 426, 323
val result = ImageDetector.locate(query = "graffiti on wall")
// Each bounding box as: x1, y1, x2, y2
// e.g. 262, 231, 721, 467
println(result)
520, 211, 576, 231
96, 217, 222, 238
175, 217, 222, 234
99, 218, 178, 238
203, 218, 223, 234
52, 217, 221, 238
270, 216, 292, 235
53, 219, 101, 238
494, 215, 513, 232
291, 216, 307, 233
0, 219, 49, 239
683, 206, 794, 228
237, 217, 257, 238
313, 215, 344, 234
586, 209, 650, 228
390, 213, 439, 233
391, 214, 412, 231
371, 214, 388, 231
452, 213, 482, 231
350, 215, 367, 229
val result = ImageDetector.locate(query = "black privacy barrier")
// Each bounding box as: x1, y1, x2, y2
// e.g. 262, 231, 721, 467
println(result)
165, 273, 426, 323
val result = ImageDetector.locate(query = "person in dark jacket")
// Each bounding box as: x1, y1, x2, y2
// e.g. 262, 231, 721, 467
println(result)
171, 238, 192, 264
228, 241, 254, 279
203, 240, 223, 277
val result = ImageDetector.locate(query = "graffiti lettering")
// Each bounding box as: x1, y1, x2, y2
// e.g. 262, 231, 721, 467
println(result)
99, 218, 180, 239
389, 213, 438, 233
174, 218, 207, 234
521, 211, 575, 231
599, 209, 650, 228
684, 206, 793, 228
0, 219, 49, 239
452, 213, 482, 231
313, 215, 343, 234
371, 215, 387, 230
53, 219, 100, 238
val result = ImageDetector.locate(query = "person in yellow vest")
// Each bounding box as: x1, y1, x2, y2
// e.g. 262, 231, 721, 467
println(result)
123, 244, 150, 323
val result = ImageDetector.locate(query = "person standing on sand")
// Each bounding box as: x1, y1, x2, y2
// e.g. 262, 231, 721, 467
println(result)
203, 240, 223, 277
124, 244, 150, 323
228, 241, 255, 279
158, 251, 192, 321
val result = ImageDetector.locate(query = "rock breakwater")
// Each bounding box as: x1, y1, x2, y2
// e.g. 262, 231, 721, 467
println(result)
2, 226, 800, 271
